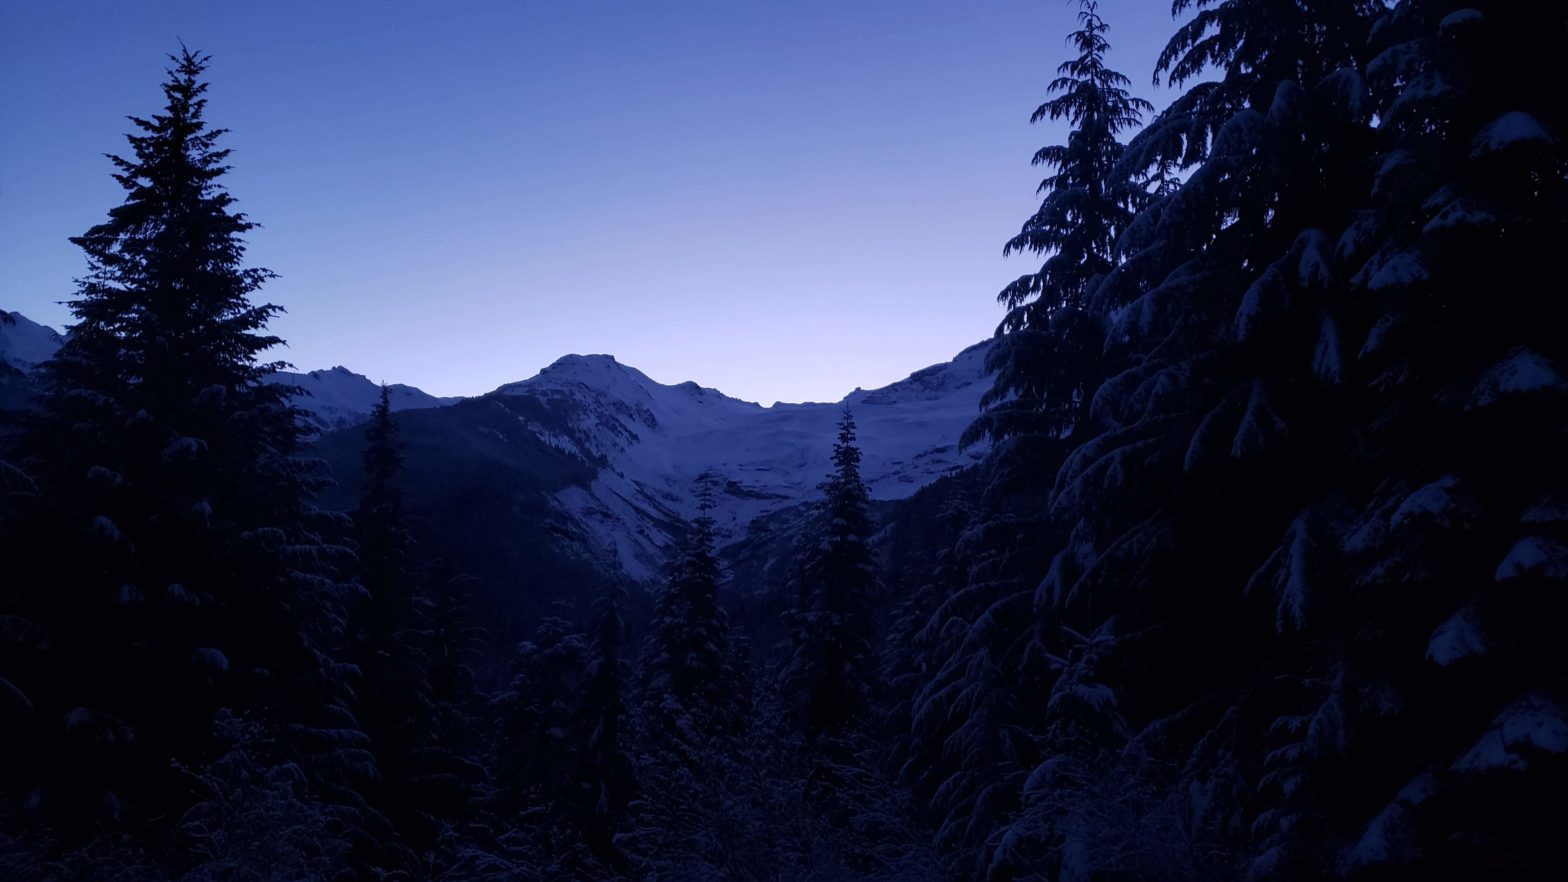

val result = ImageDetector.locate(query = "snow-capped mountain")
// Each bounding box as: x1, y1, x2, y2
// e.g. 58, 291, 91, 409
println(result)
7, 306, 992, 584
490, 342, 991, 581
1, 309, 456, 428
0, 311, 67, 373
267, 367, 459, 430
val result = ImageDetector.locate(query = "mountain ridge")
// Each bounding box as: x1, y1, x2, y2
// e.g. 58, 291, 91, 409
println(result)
482, 338, 991, 580
4, 307, 992, 582
2, 310, 458, 430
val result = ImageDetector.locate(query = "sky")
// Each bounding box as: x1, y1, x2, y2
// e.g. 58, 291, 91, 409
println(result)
1, 1, 1185, 405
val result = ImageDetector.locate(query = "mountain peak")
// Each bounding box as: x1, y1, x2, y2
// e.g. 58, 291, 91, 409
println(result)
308, 365, 362, 379
499, 353, 656, 402
481, 339, 992, 581
548, 353, 619, 368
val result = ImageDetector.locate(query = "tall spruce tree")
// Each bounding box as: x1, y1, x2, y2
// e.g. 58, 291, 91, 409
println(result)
344, 383, 464, 866
782, 410, 878, 741
573, 581, 636, 868
0, 48, 359, 832
415, 570, 488, 823
969, 0, 1153, 451
494, 604, 586, 815
1001, 0, 1386, 873
898, 6, 1152, 874
356, 385, 414, 626
624, 473, 754, 876
638, 472, 742, 733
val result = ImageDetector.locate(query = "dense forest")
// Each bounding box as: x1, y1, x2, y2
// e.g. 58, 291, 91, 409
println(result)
3, 0, 1565, 879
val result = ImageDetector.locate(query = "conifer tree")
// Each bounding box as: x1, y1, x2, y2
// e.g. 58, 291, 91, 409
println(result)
901, 6, 1151, 872
356, 385, 413, 626
969, 0, 1153, 451
495, 605, 586, 814
0, 48, 359, 831
999, 0, 1385, 871
639, 472, 742, 733
345, 383, 481, 865
782, 410, 878, 741
929, 0, 1568, 876
1294, 3, 1568, 876
573, 581, 635, 867
417, 571, 488, 803
623, 474, 754, 876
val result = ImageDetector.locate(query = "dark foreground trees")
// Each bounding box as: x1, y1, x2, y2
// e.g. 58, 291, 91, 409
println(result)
899, 0, 1568, 879
5, 1, 1566, 876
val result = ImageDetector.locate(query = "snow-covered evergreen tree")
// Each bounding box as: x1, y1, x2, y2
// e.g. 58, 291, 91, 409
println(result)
638, 472, 745, 736
623, 473, 757, 877
924, 0, 1568, 876
781, 410, 879, 742
1309, 3, 1568, 876
494, 606, 586, 814
897, 6, 1152, 874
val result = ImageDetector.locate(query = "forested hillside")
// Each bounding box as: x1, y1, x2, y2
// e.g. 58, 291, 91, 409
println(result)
2, 1, 1564, 879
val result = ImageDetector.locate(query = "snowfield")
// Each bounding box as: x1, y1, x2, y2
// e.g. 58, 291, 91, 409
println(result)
493, 343, 991, 580
265, 366, 460, 431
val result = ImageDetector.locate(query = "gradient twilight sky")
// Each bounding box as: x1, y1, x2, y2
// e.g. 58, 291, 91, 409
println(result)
1, 1, 1185, 404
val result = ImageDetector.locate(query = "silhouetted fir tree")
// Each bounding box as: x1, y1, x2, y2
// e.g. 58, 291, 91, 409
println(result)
782, 410, 878, 741
896, 478, 1047, 874
494, 605, 586, 814
968, 0, 1153, 454
0, 48, 362, 839
416, 571, 489, 811
348, 385, 423, 749
988, 0, 1385, 873
572, 581, 636, 868
356, 385, 413, 625
878, 475, 1032, 874
480, 586, 630, 877
879, 483, 975, 779
344, 383, 489, 869
623, 473, 756, 877
362, 568, 489, 874
638, 472, 743, 735
895, 8, 1152, 874
764, 410, 888, 874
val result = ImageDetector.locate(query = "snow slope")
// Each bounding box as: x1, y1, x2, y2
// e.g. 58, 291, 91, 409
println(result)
0, 311, 67, 373
267, 367, 460, 431
494, 342, 991, 580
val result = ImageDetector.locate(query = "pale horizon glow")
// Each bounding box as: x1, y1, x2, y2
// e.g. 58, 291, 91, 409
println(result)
0, 1, 1183, 404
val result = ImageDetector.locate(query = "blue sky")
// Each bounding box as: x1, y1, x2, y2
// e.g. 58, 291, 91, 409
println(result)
1, 1, 1184, 404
